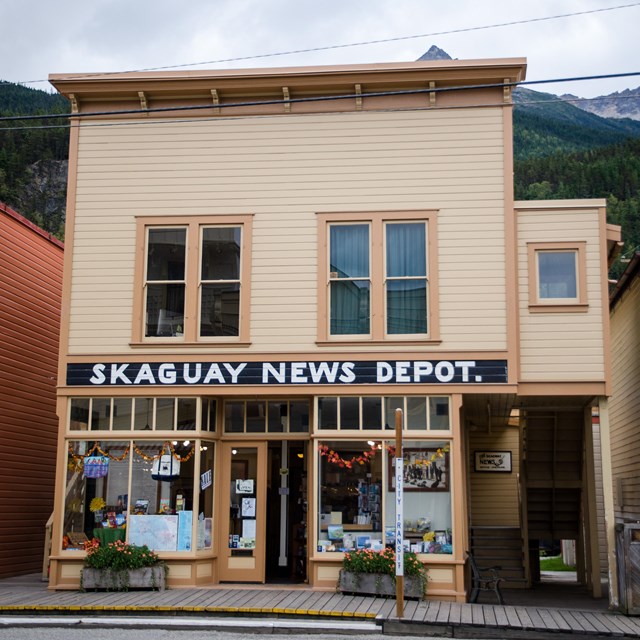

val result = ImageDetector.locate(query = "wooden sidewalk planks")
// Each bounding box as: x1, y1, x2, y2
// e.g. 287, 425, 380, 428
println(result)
481, 604, 497, 627
583, 611, 625, 636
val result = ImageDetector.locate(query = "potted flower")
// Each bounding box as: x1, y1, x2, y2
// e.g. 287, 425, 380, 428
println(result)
338, 547, 427, 599
89, 496, 106, 523
81, 539, 167, 591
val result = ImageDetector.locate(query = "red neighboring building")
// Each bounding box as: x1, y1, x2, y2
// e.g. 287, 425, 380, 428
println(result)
0, 202, 63, 578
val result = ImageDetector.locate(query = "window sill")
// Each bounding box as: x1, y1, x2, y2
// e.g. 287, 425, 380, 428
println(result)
316, 339, 442, 347
528, 303, 589, 314
130, 340, 252, 348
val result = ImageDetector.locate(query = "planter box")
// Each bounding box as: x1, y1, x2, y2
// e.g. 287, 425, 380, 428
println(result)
81, 566, 166, 591
338, 570, 424, 599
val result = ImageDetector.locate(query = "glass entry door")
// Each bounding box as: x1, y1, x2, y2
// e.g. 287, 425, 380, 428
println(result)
218, 442, 266, 582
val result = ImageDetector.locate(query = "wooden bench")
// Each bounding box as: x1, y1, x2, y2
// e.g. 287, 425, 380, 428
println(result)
468, 552, 504, 604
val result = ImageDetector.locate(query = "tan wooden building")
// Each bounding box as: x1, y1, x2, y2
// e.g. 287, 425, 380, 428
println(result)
609, 252, 640, 610
48, 57, 621, 602
0, 202, 63, 578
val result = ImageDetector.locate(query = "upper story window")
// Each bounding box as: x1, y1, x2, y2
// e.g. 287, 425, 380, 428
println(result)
134, 216, 252, 344
318, 211, 439, 343
528, 241, 587, 312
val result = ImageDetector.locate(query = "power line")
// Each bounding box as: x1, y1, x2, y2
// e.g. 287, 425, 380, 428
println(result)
1, 2, 639, 87
1, 85, 640, 133
1, 70, 639, 125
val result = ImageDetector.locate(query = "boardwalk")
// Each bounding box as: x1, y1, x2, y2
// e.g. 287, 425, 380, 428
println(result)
0, 575, 638, 639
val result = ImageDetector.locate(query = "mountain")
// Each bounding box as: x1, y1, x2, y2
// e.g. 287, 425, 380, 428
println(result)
513, 87, 640, 159
0, 82, 69, 238
417, 46, 452, 61
561, 87, 640, 121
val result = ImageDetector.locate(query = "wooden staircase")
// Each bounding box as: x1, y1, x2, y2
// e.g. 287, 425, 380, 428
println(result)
470, 525, 527, 587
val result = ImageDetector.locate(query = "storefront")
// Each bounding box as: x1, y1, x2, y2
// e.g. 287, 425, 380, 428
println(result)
51, 359, 488, 600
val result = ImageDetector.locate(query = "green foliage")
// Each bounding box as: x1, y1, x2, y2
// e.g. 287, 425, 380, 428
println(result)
84, 540, 162, 571
513, 88, 640, 161
0, 81, 69, 238
539, 556, 576, 571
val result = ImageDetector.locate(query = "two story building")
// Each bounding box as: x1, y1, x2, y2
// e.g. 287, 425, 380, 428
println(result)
48, 57, 620, 602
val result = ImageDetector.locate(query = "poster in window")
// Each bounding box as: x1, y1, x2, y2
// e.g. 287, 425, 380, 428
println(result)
389, 448, 449, 491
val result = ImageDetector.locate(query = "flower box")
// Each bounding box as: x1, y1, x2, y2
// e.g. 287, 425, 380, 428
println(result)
338, 569, 424, 599
81, 566, 166, 591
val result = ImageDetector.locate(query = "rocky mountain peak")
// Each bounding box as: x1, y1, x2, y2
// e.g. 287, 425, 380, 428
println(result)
417, 46, 452, 61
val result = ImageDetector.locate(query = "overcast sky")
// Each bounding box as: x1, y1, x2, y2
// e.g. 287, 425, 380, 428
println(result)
1, 0, 639, 99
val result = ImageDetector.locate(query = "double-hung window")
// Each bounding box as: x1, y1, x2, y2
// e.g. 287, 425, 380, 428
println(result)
134, 215, 252, 343
319, 211, 438, 342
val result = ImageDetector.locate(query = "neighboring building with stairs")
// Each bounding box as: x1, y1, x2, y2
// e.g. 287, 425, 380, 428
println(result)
47, 57, 620, 604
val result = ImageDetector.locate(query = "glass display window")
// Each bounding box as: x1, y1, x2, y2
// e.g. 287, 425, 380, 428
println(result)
317, 440, 383, 553
384, 439, 452, 555
63, 438, 199, 554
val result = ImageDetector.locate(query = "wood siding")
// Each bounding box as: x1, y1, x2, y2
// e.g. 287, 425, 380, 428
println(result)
468, 426, 520, 526
517, 206, 606, 381
67, 108, 508, 354
0, 206, 63, 577
609, 275, 640, 521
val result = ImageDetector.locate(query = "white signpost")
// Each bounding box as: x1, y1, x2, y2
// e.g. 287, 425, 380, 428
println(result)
395, 408, 404, 618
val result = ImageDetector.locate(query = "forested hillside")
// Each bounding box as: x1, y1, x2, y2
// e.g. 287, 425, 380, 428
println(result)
0, 80, 639, 268
0, 83, 68, 237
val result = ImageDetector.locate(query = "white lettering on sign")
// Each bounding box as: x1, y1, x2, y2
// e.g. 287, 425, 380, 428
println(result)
75, 359, 503, 386
200, 469, 212, 491
395, 457, 404, 577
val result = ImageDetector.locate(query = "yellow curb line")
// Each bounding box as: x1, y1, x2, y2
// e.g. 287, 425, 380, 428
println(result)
0, 603, 377, 619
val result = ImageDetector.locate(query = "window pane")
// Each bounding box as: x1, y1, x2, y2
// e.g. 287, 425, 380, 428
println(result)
197, 442, 215, 549
289, 401, 310, 433
225, 401, 244, 433
204, 399, 217, 432
177, 398, 197, 431
330, 224, 369, 278
70, 398, 89, 431
330, 281, 370, 335
538, 251, 577, 299
429, 397, 450, 430
130, 440, 195, 551
146, 283, 185, 337
156, 398, 175, 430
318, 397, 338, 430
384, 440, 452, 554
246, 401, 266, 432
386, 280, 427, 334
147, 228, 186, 281
362, 397, 382, 430
201, 227, 241, 281
318, 441, 382, 552
267, 402, 286, 433
112, 398, 133, 431
91, 398, 110, 431
384, 397, 404, 431
200, 283, 240, 336
340, 397, 360, 429
407, 397, 427, 430
386, 223, 426, 277
63, 440, 129, 550
134, 398, 154, 430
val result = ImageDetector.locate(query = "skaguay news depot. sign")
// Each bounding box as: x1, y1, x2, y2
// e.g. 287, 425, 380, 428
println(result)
67, 359, 508, 387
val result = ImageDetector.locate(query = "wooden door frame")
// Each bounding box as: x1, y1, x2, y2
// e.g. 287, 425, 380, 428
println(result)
218, 441, 267, 582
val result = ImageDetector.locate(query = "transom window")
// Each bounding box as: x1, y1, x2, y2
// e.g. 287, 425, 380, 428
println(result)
317, 396, 450, 431
69, 397, 199, 431
223, 400, 310, 433
319, 211, 438, 342
135, 216, 252, 343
